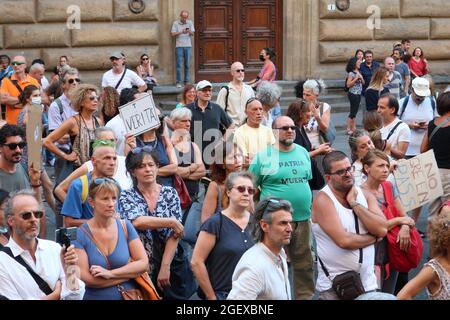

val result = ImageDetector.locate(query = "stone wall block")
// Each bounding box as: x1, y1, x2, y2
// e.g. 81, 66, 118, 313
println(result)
72, 23, 159, 47
42, 46, 159, 71
0, 1, 35, 24
319, 41, 395, 63
0, 26, 3, 49
4, 25, 70, 49
375, 19, 429, 40
319, 19, 373, 41
319, 0, 399, 19
400, 0, 450, 17
37, 0, 112, 22
410, 40, 450, 60
431, 19, 450, 39
0, 49, 42, 62
114, 0, 159, 21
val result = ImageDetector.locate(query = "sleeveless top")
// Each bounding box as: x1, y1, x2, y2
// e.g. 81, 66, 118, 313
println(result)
72, 116, 100, 167
425, 259, 450, 300
312, 185, 378, 292
175, 142, 199, 199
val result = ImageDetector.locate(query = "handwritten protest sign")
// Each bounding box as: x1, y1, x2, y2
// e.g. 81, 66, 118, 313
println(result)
26, 103, 42, 172
394, 150, 443, 212
119, 93, 160, 136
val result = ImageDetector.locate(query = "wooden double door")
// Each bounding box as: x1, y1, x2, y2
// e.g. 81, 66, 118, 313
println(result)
195, 0, 283, 82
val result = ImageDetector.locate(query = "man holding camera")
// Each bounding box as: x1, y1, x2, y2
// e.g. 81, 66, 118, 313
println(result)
171, 10, 195, 88
0, 190, 85, 300
311, 151, 387, 300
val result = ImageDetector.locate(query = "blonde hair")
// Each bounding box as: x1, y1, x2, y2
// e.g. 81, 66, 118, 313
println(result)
428, 212, 450, 257
368, 67, 389, 91
70, 84, 98, 113
88, 179, 120, 200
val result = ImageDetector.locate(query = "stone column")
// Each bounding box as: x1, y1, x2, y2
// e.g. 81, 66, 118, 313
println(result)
283, 0, 313, 80
160, 0, 195, 85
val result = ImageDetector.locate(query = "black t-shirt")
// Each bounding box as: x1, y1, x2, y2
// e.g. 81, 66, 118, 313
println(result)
365, 87, 389, 111
428, 119, 450, 169
185, 101, 233, 164
199, 213, 254, 296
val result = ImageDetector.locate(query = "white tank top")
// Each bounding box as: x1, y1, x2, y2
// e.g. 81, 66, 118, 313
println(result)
312, 185, 378, 292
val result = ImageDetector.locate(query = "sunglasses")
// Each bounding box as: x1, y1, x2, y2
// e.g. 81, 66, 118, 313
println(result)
2, 142, 26, 150
92, 177, 117, 185
235, 69, 245, 73
11, 61, 25, 66
19, 210, 44, 220
274, 126, 296, 131
245, 97, 258, 107
142, 57, 149, 61
328, 166, 354, 177
233, 185, 256, 195
89, 96, 99, 101
67, 78, 81, 84
131, 146, 155, 154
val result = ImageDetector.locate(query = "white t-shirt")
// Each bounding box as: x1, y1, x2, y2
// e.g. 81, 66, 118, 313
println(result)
85, 155, 132, 190
380, 118, 411, 150
105, 115, 127, 156
101, 68, 145, 94
398, 96, 436, 156
305, 102, 331, 149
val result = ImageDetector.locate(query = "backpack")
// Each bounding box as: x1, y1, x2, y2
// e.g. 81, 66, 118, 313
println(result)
399, 95, 436, 120
221, 85, 230, 112
80, 175, 89, 204
381, 181, 424, 272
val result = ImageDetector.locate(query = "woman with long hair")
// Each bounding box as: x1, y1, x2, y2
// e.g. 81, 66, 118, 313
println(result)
361, 150, 415, 294
364, 67, 390, 112
74, 178, 148, 300
17, 85, 56, 213
191, 172, 255, 300
43, 84, 103, 168
408, 47, 429, 79
98, 86, 120, 124
136, 53, 158, 91
355, 49, 364, 62
201, 141, 245, 223
348, 129, 375, 186
176, 84, 196, 108
345, 57, 365, 134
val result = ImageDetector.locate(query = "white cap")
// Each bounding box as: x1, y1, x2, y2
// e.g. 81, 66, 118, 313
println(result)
196, 80, 212, 91
412, 77, 431, 97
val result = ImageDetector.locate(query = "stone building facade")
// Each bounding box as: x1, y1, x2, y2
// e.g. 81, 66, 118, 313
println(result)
0, 0, 449, 85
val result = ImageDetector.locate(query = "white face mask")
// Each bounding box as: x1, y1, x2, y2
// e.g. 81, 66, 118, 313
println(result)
31, 96, 42, 105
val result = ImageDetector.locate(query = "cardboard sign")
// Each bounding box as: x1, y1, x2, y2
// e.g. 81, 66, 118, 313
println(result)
119, 93, 160, 136
394, 150, 443, 212
26, 103, 42, 172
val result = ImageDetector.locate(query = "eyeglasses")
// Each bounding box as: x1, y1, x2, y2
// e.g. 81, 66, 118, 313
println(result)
11, 61, 25, 66
234, 69, 245, 73
131, 146, 155, 154
328, 166, 354, 177
2, 142, 26, 150
110, 57, 121, 61
19, 210, 44, 220
89, 96, 99, 101
67, 78, 81, 84
232, 185, 256, 195
274, 126, 296, 131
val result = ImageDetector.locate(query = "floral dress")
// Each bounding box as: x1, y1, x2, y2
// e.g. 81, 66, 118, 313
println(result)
118, 186, 182, 276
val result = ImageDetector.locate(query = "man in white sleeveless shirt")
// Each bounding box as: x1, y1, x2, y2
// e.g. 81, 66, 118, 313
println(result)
311, 151, 387, 300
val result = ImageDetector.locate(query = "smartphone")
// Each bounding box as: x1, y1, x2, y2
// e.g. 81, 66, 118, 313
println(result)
55, 227, 77, 249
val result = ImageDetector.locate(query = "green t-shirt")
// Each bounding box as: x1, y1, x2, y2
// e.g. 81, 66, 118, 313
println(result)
249, 144, 312, 221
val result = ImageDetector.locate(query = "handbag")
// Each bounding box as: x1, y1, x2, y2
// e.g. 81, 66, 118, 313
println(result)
317, 210, 366, 300
173, 174, 192, 209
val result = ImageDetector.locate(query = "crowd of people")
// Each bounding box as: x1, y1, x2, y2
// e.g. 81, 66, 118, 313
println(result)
0, 24, 449, 301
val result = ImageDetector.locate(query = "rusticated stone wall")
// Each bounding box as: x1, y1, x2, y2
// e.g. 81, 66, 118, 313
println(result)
310, 0, 450, 80
0, 0, 192, 85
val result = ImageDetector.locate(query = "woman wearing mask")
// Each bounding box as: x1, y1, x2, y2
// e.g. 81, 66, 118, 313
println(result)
248, 48, 277, 89
191, 172, 255, 300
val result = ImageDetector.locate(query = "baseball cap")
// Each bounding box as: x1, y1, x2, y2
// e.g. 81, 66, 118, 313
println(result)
196, 80, 212, 91
110, 51, 123, 59
412, 77, 431, 97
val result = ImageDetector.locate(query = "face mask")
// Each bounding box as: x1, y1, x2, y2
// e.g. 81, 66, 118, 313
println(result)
31, 97, 42, 105
259, 54, 265, 62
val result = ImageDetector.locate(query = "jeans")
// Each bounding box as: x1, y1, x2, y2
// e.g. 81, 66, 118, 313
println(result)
176, 47, 192, 84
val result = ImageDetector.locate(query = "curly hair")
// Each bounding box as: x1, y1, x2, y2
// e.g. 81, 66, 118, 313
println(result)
256, 81, 282, 108
428, 213, 450, 257
101, 86, 120, 118
70, 84, 98, 113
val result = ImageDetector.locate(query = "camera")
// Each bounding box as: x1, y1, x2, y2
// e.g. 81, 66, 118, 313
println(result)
55, 227, 77, 249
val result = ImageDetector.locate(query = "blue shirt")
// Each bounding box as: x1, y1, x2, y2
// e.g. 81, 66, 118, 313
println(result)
74, 219, 139, 300
360, 61, 380, 93
61, 173, 94, 220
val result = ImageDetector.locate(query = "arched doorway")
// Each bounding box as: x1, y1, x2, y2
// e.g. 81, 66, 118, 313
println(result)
194, 0, 283, 82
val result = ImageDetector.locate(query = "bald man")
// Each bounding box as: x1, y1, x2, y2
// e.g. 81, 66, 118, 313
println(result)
0, 56, 40, 124
61, 144, 118, 227
384, 56, 403, 99
216, 61, 255, 126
